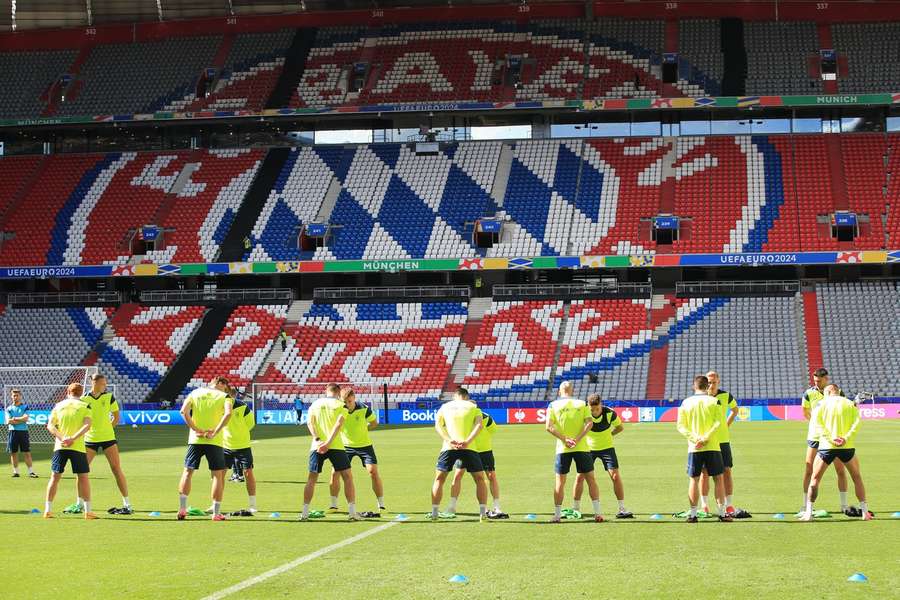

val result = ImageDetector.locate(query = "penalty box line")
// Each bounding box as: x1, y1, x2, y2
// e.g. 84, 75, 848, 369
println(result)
201, 521, 399, 600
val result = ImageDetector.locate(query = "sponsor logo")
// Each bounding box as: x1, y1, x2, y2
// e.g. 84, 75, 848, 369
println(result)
614, 407, 638, 423
507, 408, 547, 424
718, 254, 798, 265
859, 406, 886, 419
121, 410, 183, 425
639, 408, 655, 422
400, 409, 437, 423
2, 267, 78, 278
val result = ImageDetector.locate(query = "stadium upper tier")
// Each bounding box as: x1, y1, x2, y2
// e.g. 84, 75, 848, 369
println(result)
1, 133, 898, 267
5, 18, 900, 118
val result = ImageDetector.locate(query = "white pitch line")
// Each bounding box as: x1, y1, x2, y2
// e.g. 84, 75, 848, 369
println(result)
201, 520, 399, 600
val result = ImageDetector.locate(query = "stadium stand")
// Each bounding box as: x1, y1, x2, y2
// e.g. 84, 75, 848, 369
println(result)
677, 19, 722, 97
816, 282, 900, 396
0, 306, 108, 367
258, 302, 467, 403
181, 304, 288, 398
833, 22, 900, 94
0, 49, 78, 118
744, 21, 822, 96
95, 305, 205, 405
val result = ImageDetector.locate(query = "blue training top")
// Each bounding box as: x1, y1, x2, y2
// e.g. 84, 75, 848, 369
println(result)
6, 403, 29, 432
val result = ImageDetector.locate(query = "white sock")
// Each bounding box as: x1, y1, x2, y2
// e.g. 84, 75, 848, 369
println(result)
859, 501, 868, 514
839, 491, 848, 510
689, 505, 698, 518
347, 502, 356, 516
617, 499, 626, 512
431, 504, 439, 518
805, 500, 814, 513
447, 497, 458, 513
554, 505, 562, 519
45, 501, 52, 513
27, 466, 33, 474
84, 500, 91, 513
76, 496, 84, 508
493, 498, 501, 511
802, 493, 808, 508
592, 500, 601, 515
248, 495, 256, 510
179, 494, 188, 510
725, 495, 733, 507
479, 504, 487, 517
213, 501, 221, 516
330, 496, 338, 508
572, 499, 581, 512
702, 496, 710, 509
377, 496, 385, 509
12, 467, 18, 474
122, 496, 131, 508
718, 503, 725, 517
302, 503, 310, 519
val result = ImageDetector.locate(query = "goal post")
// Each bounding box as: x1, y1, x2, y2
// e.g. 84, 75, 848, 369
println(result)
0, 366, 98, 445
251, 382, 382, 425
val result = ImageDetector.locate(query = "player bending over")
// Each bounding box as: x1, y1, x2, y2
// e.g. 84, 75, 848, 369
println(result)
430, 388, 489, 521
302, 383, 358, 521
222, 387, 257, 516
178, 376, 233, 521
44, 383, 95, 519
677, 375, 731, 523
801, 368, 858, 516
328, 387, 385, 514
546, 381, 604, 523
572, 394, 631, 519
6, 389, 37, 478
699, 371, 738, 516
66, 374, 132, 515
448, 402, 507, 519
800, 385, 872, 521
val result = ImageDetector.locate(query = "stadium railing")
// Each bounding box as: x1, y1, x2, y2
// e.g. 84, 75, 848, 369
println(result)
313, 286, 471, 302
675, 280, 801, 297
139, 288, 293, 305
6, 291, 122, 306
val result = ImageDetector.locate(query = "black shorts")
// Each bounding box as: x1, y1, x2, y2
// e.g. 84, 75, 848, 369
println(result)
818, 448, 856, 465
6, 430, 30, 453
309, 449, 351, 473
589, 448, 619, 471
347, 445, 378, 466
436, 449, 483, 473
807, 439, 819, 449
457, 450, 495, 472
85, 440, 118, 452
225, 447, 254, 470
184, 444, 226, 471
687, 451, 724, 478
719, 442, 734, 469
51, 449, 89, 474
555, 452, 594, 475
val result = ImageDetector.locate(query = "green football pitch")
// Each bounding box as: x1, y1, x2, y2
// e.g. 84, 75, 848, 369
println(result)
3, 420, 899, 600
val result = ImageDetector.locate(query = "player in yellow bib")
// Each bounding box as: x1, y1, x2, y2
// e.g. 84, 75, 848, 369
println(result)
44, 383, 96, 519
800, 385, 872, 521
677, 375, 730, 523
546, 381, 603, 523
222, 386, 257, 516
430, 388, 488, 520
801, 367, 856, 516
699, 371, 738, 515
177, 376, 233, 521
68, 373, 132, 515
447, 402, 507, 519
572, 394, 631, 519
328, 387, 385, 514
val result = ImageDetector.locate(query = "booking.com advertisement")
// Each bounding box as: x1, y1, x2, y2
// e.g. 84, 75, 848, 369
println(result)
3, 405, 897, 427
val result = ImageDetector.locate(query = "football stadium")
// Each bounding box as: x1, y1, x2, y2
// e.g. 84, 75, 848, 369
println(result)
0, 0, 899, 598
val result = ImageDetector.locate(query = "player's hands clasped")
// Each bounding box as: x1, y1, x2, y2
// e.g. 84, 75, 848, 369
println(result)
833, 437, 846, 446
564, 437, 577, 448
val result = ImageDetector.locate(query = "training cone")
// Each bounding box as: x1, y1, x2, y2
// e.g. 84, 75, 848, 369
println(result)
269, 512, 281, 519
847, 573, 868, 583
524, 513, 537, 521
394, 513, 409, 522
448, 575, 469, 584
30, 508, 40, 514
650, 513, 664, 520
772, 513, 785, 520
148, 511, 161, 517
891, 511, 900, 519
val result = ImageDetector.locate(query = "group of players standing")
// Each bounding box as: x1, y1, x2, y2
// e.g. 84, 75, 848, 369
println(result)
5, 366, 874, 522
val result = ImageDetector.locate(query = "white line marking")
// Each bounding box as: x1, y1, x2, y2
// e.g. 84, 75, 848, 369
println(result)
201, 521, 399, 600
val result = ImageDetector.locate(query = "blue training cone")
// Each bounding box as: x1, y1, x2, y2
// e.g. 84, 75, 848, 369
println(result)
847, 573, 868, 583
269, 512, 281, 519
448, 575, 469, 584
30, 508, 40, 514
772, 513, 785, 520
524, 513, 537, 521
650, 513, 664, 520
394, 513, 409, 522
148, 511, 161, 517
891, 511, 900, 519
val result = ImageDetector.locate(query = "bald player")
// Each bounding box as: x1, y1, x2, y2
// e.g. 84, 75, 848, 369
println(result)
800, 385, 872, 521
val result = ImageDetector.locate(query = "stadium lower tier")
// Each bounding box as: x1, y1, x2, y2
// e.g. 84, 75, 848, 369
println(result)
0, 282, 894, 406
2, 133, 900, 267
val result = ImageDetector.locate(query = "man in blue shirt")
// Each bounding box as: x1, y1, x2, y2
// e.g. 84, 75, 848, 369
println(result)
6, 389, 37, 478
294, 397, 304, 426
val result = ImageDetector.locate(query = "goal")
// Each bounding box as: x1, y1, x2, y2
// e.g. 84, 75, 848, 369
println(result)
0, 366, 98, 445
251, 381, 382, 425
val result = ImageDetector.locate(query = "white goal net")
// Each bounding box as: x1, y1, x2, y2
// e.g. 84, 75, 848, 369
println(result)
251, 382, 382, 425
0, 366, 98, 445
